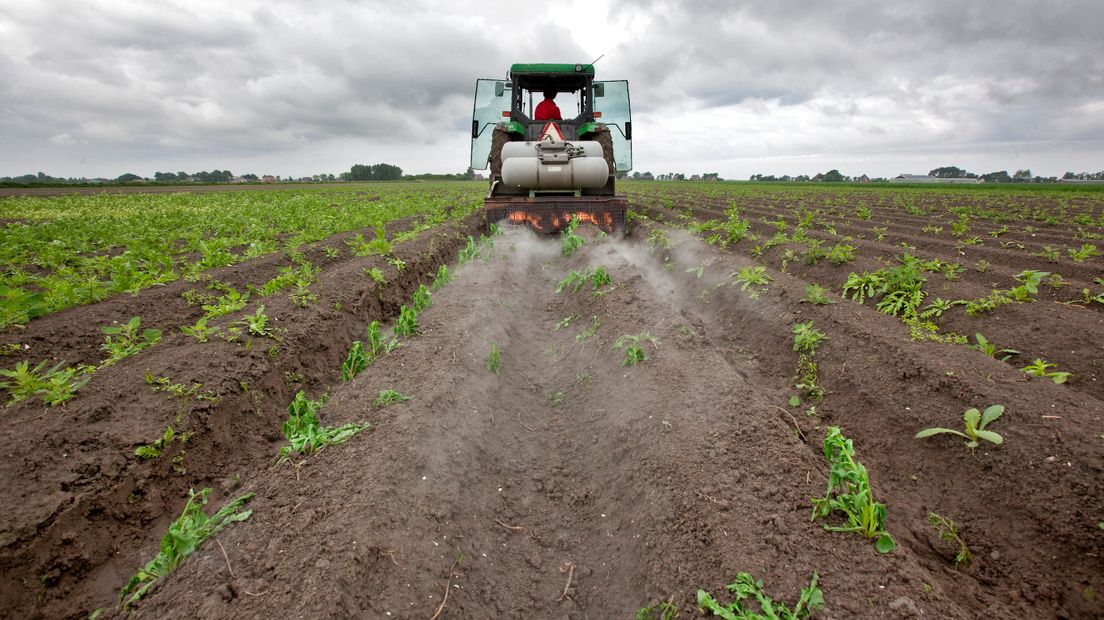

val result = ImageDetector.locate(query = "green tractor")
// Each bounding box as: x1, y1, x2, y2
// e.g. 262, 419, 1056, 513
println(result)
470, 63, 632, 232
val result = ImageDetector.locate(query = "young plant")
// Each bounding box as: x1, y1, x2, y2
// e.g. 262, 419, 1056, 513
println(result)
928, 512, 972, 566
239, 304, 272, 337
431, 264, 452, 291
636, 601, 679, 620
1068, 243, 1101, 262
556, 266, 612, 294
915, 404, 1005, 448
341, 341, 367, 382
180, 316, 217, 343
392, 304, 418, 338
792, 321, 828, 353
1021, 359, 1071, 383
1, 359, 91, 405
811, 427, 896, 553
697, 572, 823, 620
135, 427, 177, 459
278, 391, 369, 463
411, 284, 432, 314
800, 283, 835, 305
364, 267, 386, 284
731, 265, 773, 299
561, 217, 584, 257
919, 297, 965, 319
486, 343, 501, 374
576, 316, 601, 342
826, 243, 856, 265
101, 316, 162, 366
967, 333, 1019, 361
119, 488, 253, 608
612, 332, 660, 366
374, 389, 412, 406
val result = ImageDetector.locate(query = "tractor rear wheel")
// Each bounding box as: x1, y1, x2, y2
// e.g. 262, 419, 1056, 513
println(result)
489, 127, 511, 188
594, 126, 615, 174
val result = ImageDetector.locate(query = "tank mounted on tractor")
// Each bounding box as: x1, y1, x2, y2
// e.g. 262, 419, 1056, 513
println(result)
470, 63, 632, 233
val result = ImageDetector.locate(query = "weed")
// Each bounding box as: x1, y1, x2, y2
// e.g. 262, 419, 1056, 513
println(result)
180, 316, 217, 343
732, 266, 773, 299
278, 391, 369, 462
827, 243, 856, 265
873, 226, 887, 241
366, 320, 401, 357
147, 375, 219, 402
646, 228, 671, 253
119, 488, 253, 608
555, 316, 575, 329
411, 284, 432, 314
928, 513, 972, 566
341, 341, 367, 382
135, 427, 177, 459
1069, 243, 1101, 262
792, 321, 829, 353
556, 266, 612, 294
800, 283, 835, 305
238, 305, 272, 337
974, 259, 990, 272
486, 343, 501, 374
101, 317, 162, 366
612, 332, 660, 366
1035, 246, 1060, 262
918, 297, 965, 319
374, 389, 412, 406
916, 404, 1005, 448
636, 601, 679, 620
856, 206, 871, 220
576, 316, 601, 342
201, 284, 249, 318
812, 427, 896, 553
967, 334, 1019, 361
364, 267, 386, 284
550, 390, 567, 407
1021, 359, 1071, 383
697, 572, 823, 619
1006, 270, 1049, 302
1, 360, 92, 405
386, 257, 406, 271
965, 291, 1013, 316
561, 217, 584, 257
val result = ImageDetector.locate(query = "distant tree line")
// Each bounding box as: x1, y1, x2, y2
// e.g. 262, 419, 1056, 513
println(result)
618, 171, 722, 181
344, 163, 404, 181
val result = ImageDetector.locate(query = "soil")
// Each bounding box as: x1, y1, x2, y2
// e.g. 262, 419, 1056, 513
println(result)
1, 187, 1102, 619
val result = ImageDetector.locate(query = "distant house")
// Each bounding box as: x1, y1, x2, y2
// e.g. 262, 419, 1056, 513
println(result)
811, 173, 825, 182
891, 174, 978, 184
261, 175, 277, 183
856, 174, 871, 183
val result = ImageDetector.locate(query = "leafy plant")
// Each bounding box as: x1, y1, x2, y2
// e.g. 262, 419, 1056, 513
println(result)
278, 391, 369, 462
1006, 270, 1049, 302
915, 404, 1005, 448
967, 333, 1019, 361
393, 304, 418, 338
147, 375, 219, 402
697, 572, 823, 619
135, 426, 177, 459
1021, 359, 1071, 384
792, 321, 829, 353
928, 513, 972, 566
811, 427, 896, 553
239, 304, 272, 337
800, 283, 835, 305
855, 206, 871, 220
101, 316, 162, 366
576, 316, 600, 342
364, 267, 386, 284
1035, 246, 1060, 262
826, 243, 856, 265
636, 601, 679, 620
486, 343, 501, 374
556, 266, 612, 294
374, 389, 412, 406
0, 359, 92, 406
612, 332, 660, 366
411, 284, 432, 314
1068, 243, 1100, 262
201, 284, 249, 318
341, 341, 367, 382
732, 266, 773, 299
119, 488, 253, 608
180, 316, 217, 343
431, 264, 452, 291
561, 216, 584, 257
918, 297, 965, 318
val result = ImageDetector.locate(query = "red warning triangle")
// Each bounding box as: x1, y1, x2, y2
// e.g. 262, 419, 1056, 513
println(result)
539, 122, 565, 141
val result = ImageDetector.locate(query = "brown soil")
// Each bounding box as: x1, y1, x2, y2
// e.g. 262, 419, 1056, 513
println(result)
1, 189, 1102, 619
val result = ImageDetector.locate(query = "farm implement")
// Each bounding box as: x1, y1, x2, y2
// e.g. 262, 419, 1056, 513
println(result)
470, 63, 632, 233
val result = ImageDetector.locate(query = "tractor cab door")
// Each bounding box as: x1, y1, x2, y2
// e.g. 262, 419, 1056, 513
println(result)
593, 80, 632, 171
470, 79, 510, 170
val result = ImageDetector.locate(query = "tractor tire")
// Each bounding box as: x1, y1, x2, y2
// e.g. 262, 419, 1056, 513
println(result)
489, 127, 511, 188
593, 126, 616, 175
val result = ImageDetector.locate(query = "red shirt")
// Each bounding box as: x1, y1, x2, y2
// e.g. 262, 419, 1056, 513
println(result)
534, 99, 562, 121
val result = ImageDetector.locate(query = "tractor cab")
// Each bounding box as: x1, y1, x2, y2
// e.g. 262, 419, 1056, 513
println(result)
470, 63, 633, 233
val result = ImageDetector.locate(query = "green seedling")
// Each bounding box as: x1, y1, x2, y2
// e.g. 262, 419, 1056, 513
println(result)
967, 334, 1019, 361
612, 332, 660, 366
374, 389, 412, 407
697, 572, 824, 619
915, 404, 1005, 448
341, 341, 367, 382
486, 343, 501, 374
180, 316, 217, 343
636, 601, 679, 620
135, 427, 176, 459
1035, 246, 1060, 262
812, 427, 896, 553
119, 488, 253, 608
364, 267, 387, 284
1, 359, 91, 406
919, 297, 965, 318
431, 264, 452, 290
646, 228, 671, 253
928, 512, 972, 566
556, 266, 612, 294
555, 316, 575, 329
800, 283, 835, 305
386, 257, 407, 271
792, 321, 828, 354
576, 316, 601, 342
239, 304, 272, 337
1021, 359, 1071, 383
278, 391, 369, 462
1068, 243, 1100, 262
561, 217, 584, 257
147, 375, 219, 402
101, 316, 162, 366
826, 243, 856, 265
732, 266, 773, 299
201, 285, 249, 318
412, 284, 432, 314
392, 304, 418, 338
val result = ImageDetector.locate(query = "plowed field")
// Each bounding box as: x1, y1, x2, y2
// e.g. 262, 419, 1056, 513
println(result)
1, 182, 1102, 619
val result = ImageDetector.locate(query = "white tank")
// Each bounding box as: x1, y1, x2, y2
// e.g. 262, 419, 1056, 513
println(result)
501, 156, 609, 189
501, 140, 605, 160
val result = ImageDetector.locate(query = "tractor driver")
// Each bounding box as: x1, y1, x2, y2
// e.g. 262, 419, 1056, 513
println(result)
534, 90, 562, 121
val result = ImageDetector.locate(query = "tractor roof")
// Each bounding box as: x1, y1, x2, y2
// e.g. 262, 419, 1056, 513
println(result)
509, 63, 595, 76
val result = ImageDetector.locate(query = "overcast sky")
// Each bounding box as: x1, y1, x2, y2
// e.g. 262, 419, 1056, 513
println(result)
1, 0, 1101, 179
